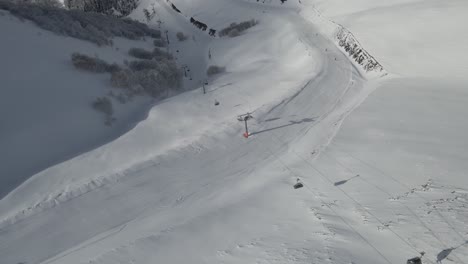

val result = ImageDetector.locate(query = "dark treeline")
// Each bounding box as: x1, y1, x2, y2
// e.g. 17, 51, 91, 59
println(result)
65, 0, 138, 16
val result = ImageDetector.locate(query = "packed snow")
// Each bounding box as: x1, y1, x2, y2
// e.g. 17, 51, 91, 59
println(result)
0, 0, 467, 264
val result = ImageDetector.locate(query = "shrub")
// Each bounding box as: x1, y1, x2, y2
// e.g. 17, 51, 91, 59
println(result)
92, 96, 113, 116
131, 61, 182, 97
92, 96, 115, 125
106, 63, 121, 73
9, 0, 62, 7
111, 60, 182, 98
127, 48, 173, 60
128, 48, 154, 60
71, 52, 119, 73
153, 39, 166, 47
34, 0, 63, 8
143, 8, 151, 21
132, 70, 166, 97
152, 48, 173, 60
206, 65, 225, 76
176, 32, 187, 41
111, 69, 133, 88
228, 29, 240, 38
150, 30, 161, 38
128, 60, 160, 71
151, 60, 183, 89
219, 19, 258, 37
92, 96, 114, 116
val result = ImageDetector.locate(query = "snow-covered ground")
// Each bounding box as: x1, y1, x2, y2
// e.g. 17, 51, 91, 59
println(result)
1, 0, 467, 264
0, 9, 155, 198
310, 0, 468, 262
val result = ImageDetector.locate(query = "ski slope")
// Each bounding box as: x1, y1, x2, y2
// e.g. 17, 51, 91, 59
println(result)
310, 0, 468, 263
1, 0, 467, 264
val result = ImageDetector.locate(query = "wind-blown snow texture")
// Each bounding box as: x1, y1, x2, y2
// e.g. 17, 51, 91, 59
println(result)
0, 1, 467, 264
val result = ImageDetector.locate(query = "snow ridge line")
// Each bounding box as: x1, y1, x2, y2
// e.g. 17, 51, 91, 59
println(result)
0, 169, 125, 229
0, 136, 212, 230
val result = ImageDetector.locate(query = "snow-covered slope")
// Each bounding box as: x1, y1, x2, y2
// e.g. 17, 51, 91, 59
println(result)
310, 0, 468, 79
0, 9, 155, 198
1, 0, 467, 264
309, 0, 468, 263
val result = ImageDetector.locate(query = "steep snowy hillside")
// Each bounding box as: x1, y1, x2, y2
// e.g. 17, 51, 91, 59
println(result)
0, 8, 158, 198
1, 0, 467, 264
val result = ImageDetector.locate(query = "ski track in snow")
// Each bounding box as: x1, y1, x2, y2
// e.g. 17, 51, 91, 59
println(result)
1, 0, 468, 264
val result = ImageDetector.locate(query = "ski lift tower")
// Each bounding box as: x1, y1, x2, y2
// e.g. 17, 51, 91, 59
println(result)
237, 113, 253, 138
201, 79, 208, 94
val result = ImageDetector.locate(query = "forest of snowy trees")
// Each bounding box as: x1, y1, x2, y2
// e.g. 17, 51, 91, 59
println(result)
64, 0, 138, 16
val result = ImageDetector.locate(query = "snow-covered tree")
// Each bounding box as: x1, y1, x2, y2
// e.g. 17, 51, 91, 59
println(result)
65, 0, 138, 16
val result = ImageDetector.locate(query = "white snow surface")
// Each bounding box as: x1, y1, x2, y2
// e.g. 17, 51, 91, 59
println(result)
1, 1, 467, 264
0, 9, 155, 198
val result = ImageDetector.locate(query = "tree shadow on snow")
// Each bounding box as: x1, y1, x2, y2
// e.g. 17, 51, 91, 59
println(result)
436, 248, 454, 263
264, 117, 281, 122
436, 241, 468, 263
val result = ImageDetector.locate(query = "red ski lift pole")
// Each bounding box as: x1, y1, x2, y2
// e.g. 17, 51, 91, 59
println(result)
238, 113, 252, 138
